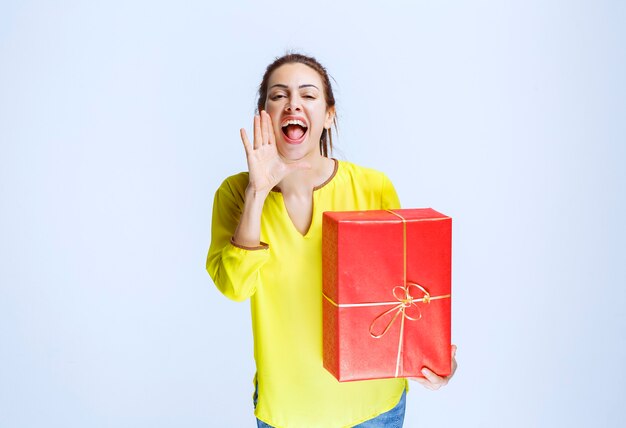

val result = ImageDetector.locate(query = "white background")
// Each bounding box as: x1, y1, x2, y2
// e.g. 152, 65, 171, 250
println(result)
1, 1, 625, 427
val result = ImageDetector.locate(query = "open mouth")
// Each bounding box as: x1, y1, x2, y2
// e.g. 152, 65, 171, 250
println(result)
281, 119, 308, 144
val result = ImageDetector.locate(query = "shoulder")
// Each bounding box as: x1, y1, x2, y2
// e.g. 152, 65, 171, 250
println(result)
336, 159, 392, 185
213, 172, 250, 206
333, 159, 400, 208
217, 171, 249, 193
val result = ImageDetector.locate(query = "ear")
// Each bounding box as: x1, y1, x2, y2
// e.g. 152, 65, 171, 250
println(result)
324, 106, 336, 129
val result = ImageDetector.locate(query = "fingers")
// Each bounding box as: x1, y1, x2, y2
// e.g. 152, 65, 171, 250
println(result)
409, 346, 458, 391
240, 128, 251, 155
251, 111, 274, 149
450, 344, 458, 377
411, 376, 438, 391
266, 112, 276, 145
410, 367, 448, 391
421, 367, 446, 385
253, 114, 262, 150
260, 111, 270, 145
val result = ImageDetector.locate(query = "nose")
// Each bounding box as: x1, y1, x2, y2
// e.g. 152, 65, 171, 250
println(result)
285, 94, 302, 112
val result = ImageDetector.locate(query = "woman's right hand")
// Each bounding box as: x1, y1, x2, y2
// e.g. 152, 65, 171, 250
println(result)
240, 111, 310, 196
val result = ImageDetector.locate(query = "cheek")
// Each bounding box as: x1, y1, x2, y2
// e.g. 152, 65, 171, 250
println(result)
265, 100, 279, 111
316, 111, 331, 129
265, 107, 282, 126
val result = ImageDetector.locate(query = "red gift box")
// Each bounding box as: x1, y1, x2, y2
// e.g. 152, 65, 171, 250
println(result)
322, 208, 452, 382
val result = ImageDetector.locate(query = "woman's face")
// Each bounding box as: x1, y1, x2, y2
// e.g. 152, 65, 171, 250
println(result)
264, 63, 335, 160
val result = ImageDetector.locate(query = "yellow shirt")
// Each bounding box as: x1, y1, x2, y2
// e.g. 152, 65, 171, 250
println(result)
206, 159, 407, 428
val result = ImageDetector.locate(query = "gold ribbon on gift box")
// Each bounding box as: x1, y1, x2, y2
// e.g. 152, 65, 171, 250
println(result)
323, 210, 451, 378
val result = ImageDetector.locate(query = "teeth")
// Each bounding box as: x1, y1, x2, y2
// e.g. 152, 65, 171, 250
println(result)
281, 119, 307, 128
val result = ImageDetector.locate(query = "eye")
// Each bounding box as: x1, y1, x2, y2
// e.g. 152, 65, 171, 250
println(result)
303, 94, 316, 99
270, 94, 286, 101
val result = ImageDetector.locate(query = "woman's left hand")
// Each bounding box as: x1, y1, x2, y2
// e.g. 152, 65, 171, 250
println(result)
410, 344, 457, 390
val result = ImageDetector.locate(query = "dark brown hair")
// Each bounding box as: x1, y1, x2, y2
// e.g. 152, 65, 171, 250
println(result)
256, 53, 337, 157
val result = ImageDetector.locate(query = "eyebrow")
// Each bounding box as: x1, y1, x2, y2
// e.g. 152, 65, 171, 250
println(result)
269, 84, 320, 90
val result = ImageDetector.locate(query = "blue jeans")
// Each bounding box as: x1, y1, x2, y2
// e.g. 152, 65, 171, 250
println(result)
254, 385, 406, 428
351, 390, 406, 428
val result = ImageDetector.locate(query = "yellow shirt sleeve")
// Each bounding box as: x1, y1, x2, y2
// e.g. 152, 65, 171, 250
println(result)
206, 173, 270, 302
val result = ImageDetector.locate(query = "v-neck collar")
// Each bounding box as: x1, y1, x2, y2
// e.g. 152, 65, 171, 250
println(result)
270, 158, 338, 193
271, 158, 339, 238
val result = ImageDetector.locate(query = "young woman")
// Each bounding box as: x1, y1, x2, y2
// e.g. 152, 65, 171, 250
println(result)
207, 53, 457, 428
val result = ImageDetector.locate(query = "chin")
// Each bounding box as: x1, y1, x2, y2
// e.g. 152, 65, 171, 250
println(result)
278, 140, 318, 161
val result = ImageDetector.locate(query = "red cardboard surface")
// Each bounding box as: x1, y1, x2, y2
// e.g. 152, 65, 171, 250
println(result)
322, 209, 452, 381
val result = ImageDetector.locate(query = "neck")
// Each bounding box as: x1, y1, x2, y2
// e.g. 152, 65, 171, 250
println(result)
277, 154, 335, 195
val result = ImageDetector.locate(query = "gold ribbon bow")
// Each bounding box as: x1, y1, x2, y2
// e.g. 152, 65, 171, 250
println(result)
369, 282, 432, 339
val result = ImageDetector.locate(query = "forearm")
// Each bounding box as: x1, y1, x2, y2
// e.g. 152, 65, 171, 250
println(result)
232, 187, 270, 247
207, 181, 270, 302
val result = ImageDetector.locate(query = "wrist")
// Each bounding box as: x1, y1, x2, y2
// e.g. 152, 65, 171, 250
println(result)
245, 185, 271, 202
